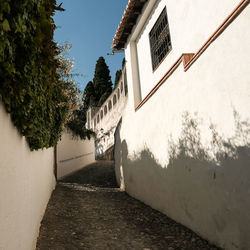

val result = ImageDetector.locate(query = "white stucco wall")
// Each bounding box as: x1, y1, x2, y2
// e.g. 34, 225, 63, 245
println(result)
93, 93, 127, 158
0, 101, 56, 250
134, 0, 239, 100
115, 1, 250, 250
88, 68, 128, 134
57, 132, 95, 179
86, 69, 128, 159
93, 92, 127, 137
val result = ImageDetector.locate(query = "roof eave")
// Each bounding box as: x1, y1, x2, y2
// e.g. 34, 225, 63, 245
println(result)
112, 0, 148, 50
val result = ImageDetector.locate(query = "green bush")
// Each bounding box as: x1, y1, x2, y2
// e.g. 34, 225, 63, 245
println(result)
0, 0, 68, 150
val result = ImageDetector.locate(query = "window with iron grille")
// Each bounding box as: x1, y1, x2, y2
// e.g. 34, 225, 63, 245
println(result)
149, 7, 172, 70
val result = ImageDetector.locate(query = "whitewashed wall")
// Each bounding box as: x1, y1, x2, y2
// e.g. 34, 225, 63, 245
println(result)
93, 93, 127, 159
115, 1, 250, 250
0, 101, 56, 250
87, 67, 128, 134
86, 68, 128, 159
133, 0, 239, 100
57, 132, 95, 179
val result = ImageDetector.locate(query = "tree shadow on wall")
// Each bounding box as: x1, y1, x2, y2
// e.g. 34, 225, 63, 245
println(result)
168, 110, 250, 166
114, 111, 250, 250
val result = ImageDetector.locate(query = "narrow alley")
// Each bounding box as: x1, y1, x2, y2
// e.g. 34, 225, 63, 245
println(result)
36, 161, 220, 250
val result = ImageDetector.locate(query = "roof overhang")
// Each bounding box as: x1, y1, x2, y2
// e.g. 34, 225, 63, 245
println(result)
112, 0, 148, 50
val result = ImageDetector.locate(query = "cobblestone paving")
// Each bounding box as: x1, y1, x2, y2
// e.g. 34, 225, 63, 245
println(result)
36, 161, 221, 250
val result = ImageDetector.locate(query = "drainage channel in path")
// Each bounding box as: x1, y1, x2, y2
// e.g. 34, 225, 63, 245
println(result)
36, 160, 221, 250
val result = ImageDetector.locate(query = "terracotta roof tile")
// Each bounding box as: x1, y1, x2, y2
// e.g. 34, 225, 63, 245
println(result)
112, 0, 148, 49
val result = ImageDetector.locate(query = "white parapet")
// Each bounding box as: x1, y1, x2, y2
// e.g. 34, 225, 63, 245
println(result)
56, 131, 96, 179
0, 101, 56, 250
86, 66, 128, 159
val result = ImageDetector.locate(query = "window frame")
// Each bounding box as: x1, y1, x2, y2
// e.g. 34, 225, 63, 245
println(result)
149, 7, 172, 71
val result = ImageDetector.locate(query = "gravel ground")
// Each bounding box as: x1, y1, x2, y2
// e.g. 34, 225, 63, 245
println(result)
36, 160, 221, 250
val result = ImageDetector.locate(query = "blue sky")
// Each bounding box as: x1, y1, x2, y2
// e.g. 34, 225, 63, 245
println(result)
54, 0, 128, 92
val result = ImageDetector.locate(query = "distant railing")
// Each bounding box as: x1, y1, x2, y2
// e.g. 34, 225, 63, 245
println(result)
86, 65, 128, 131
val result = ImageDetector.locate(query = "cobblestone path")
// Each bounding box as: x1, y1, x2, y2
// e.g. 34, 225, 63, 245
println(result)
36, 161, 221, 250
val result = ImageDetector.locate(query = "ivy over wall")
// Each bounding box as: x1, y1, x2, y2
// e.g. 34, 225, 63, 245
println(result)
0, 0, 70, 150
66, 106, 95, 140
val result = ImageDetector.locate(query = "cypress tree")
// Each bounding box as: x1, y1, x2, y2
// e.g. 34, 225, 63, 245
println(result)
92, 56, 112, 106
114, 70, 122, 88
82, 81, 95, 109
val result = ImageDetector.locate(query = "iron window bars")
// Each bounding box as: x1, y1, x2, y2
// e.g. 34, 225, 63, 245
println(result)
149, 7, 172, 70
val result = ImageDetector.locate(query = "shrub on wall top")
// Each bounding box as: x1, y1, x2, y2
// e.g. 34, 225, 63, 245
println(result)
0, 0, 72, 150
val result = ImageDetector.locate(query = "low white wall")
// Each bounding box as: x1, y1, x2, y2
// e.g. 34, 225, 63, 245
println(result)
57, 132, 95, 179
86, 68, 128, 160
115, 3, 250, 250
88, 68, 128, 135
0, 101, 56, 250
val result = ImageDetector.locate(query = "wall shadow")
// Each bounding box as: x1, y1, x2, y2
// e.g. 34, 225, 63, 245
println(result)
114, 111, 250, 250
60, 161, 118, 188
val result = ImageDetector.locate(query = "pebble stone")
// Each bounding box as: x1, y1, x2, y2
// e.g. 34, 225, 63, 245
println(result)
36, 160, 222, 250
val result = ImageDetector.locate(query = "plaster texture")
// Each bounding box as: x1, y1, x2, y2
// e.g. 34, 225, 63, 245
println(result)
115, 1, 250, 249
134, 0, 239, 100
0, 101, 56, 250
57, 131, 95, 179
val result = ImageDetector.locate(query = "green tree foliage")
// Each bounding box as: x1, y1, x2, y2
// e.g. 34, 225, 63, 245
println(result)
92, 56, 112, 107
75, 81, 95, 135
0, 1, 77, 150
78, 57, 112, 135
65, 79, 95, 140
114, 70, 122, 88
122, 57, 126, 68
82, 81, 95, 109
114, 57, 125, 89
57, 43, 81, 114
58, 44, 94, 140
66, 105, 94, 140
